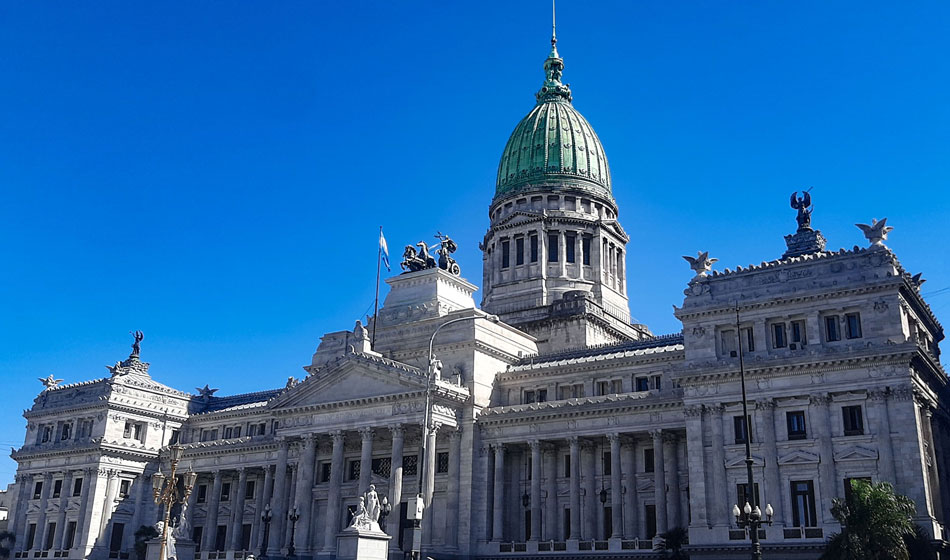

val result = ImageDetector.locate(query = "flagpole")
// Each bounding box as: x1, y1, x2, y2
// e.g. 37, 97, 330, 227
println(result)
372, 225, 382, 349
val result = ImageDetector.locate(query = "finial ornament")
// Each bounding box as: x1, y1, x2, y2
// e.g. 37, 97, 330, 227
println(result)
536, 4, 571, 104
196, 384, 219, 399
552, 0, 557, 47
39, 374, 63, 391
856, 218, 893, 248
683, 251, 718, 279
789, 189, 814, 231
130, 330, 144, 358
783, 189, 826, 258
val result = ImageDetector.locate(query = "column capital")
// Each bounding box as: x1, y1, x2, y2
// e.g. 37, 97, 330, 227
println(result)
809, 393, 832, 406
493, 443, 506, 456
705, 403, 724, 416
649, 429, 663, 442
330, 430, 345, 444
235, 467, 248, 480
359, 427, 375, 441
683, 405, 704, 418
662, 432, 679, 445
447, 426, 463, 441
428, 421, 443, 433
891, 385, 914, 402
606, 433, 621, 444
276, 436, 289, 448
289, 463, 298, 474
755, 398, 777, 410
528, 439, 542, 451
868, 388, 889, 402
568, 435, 580, 448
390, 424, 405, 438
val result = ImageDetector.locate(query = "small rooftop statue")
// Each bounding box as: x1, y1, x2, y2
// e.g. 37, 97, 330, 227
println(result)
856, 218, 893, 248
682, 251, 717, 279
783, 189, 826, 259
196, 384, 218, 399
790, 190, 813, 231
38, 374, 63, 391
130, 330, 144, 358
400, 232, 460, 276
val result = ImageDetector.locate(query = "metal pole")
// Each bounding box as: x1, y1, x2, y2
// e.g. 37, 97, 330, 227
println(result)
372, 226, 382, 349
735, 303, 762, 560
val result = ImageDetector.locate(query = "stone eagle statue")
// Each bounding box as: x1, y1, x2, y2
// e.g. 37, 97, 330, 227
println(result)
855, 218, 893, 247
682, 251, 718, 278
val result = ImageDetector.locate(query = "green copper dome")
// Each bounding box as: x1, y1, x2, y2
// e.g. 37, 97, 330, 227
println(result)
495, 38, 612, 202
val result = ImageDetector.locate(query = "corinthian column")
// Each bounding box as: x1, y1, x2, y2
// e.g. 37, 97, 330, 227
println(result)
388, 425, 405, 548
608, 433, 623, 540
268, 439, 289, 555
568, 437, 581, 541
529, 440, 542, 541
869, 389, 897, 483
358, 428, 375, 495
650, 430, 667, 536
322, 431, 346, 553
230, 468, 249, 551
491, 444, 506, 542
811, 394, 837, 523
202, 470, 223, 552
293, 436, 316, 552
446, 428, 463, 550
757, 399, 783, 525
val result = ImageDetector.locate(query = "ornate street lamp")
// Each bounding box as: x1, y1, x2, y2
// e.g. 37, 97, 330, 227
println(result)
732, 303, 772, 560
378, 496, 393, 532
287, 505, 300, 557
259, 503, 272, 560
152, 444, 197, 560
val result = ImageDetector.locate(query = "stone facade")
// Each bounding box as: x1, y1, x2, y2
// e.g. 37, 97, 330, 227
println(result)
7, 26, 950, 560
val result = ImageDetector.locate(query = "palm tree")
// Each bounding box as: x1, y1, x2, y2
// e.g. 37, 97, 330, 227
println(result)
820, 479, 916, 560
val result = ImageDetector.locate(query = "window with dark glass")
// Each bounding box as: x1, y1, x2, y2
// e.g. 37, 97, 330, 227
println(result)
582, 236, 591, 265
33, 481, 43, 499
563, 508, 571, 539
524, 390, 536, 404
644, 448, 655, 473
65, 521, 77, 549
193, 527, 203, 552
224, 427, 233, 439
790, 480, 817, 527
501, 240, 510, 268
737, 483, 760, 508
26, 524, 36, 550
233, 426, 241, 438
214, 525, 227, 551
565, 233, 576, 263
825, 315, 841, 341
245, 480, 255, 500
563, 455, 571, 477
437, 452, 450, 473
61, 423, 72, 440
348, 460, 361, 481
72, 478, 83, 497
241, 524, 252, 552
119, 479, 130, 498
842, 405, 864, 435
772, 323, 787, 348
645, 504, 657, 538
44, 522, 56, 550
602, 452, 611, 476
515, 237, 524, 265
530, 234, 539, 262
786, 410, 807, 440
109, 523, 125, 554
220, 482, 231, 502
196, 484, 207, 503
635, 377, 649, 392
537, 388, 548, 402
791, 320, 806, 345
652, 376, 662, 390
372, 457, 392, 477
734, 415, 752, 444
52, 479, 62, 498
845, 313, 863, 339
320, 462, 332, 483
548, 233, 559, 262
403, 455, 418, 476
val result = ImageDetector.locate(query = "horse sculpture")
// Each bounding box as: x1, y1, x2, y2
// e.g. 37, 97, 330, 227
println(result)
400, 233, 461, 276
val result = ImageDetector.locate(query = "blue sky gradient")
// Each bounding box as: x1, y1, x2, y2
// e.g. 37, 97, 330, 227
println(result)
1, 1, 948, 483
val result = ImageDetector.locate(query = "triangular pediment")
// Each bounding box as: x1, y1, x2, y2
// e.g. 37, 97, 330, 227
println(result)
834, 446, 878, 462
778, 449, 821, 465
725, 454, 765, 468
637, 479, 655, 492
270, 353, 428, 410
493, 211, 543, 229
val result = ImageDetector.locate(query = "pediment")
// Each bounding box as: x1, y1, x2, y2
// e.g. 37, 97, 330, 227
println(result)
494, 211, 543, 229
778, 450, 820, 465
725, 455, 765, 469
637, 479, 655, 492
270, 353, 426, 410
834, 446, 878, 462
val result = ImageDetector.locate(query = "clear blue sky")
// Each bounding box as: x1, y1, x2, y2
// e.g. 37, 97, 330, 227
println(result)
1, 1, 948, 483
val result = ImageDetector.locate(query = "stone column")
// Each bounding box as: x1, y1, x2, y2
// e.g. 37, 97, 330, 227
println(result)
650, 430, 667, 536
621, 438, 637, 538
253, 466, 274, 552
203, 470, 223, 551
582, 441, 596, 539
683, 406, 707, 529
446, 428, 463, 550
663, 433, 680, 529
707, 405, 728, 527
72, 468, 95, 551
608, 434, 623, 540
97, 470, 120, 542
358, 428, 375, 495
920, 403, 942, 518
268, 439, 289, 555
293, 436, 317, 552
568, 437, 581, 541
230, 468, 249, 551
322, 431, 346, 553
811, 394, 837, 524
422, 424, 439, 546
758, 399, 784, 525
869, 389, 897, 483
388, 425, 405, 547
51, 471, 73, 550
491, 444, 506, 542
543, 445, 558, 541
283, 463, 298, 549
35, 473, 53, 550
559, 231, 567, 277
529, 440, 542, 541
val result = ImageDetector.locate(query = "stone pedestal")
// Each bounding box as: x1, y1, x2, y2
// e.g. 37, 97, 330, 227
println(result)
336, 527, 392, 560
782, 228, 827, 258
145, 538, 195, 560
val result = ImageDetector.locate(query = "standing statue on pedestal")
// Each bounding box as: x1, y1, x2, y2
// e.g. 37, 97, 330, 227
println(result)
346, 485, 384, 533
130, 330, 144, 357
789, 190, 813, 231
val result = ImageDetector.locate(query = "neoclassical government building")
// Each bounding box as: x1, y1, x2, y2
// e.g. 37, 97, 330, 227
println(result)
8, 28, 949, 560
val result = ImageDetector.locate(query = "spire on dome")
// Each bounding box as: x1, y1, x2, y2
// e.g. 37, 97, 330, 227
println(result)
537, 0, 572, 103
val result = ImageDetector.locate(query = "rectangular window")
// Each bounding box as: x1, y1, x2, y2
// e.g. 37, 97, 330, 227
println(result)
245, 480, 256, 500
241, 524, 252, 551
565, 233, 576, 263
119, 479, 130, 498
26, 524, 36, 550
133, 423, 143, 442
563, 454, 571, 478
259, 422, 267, 435
842, 405, 864, 436
734, 415, 752, 444
33, 481, 43, 500
109, 523, 125, 553
563, 508, 571, 540
403, 455, 418, 476
44, 523, 56, 550
72, 478, 83, 497
61, 423, 72, 440
65, 521, 77, 549
233, 426, 241, 438
845, 313, 863, 339
52, 479, 62, 498
786, 410, 807, 440
248, 424, 257, 437
825, 315, 841, 342
437, 452, 450, 474
635, 377, 649, 392
513, 237, 524, 266
537, 388, 547, 402
742, 327, 755, 352
224, 427, 233, 439
602, 452, 612, 476
596, 380, 610, 396
372, 457, 392, 478
645, 504, 657, 538
582, 236, 591, 265
791, 320, 806, 345
548, 233, 559, 262
192, 527, 203, 552
530, 234, 539, 262
320, 462, 332, 483
612, 379, 623, 393
790, 480, 817, 527
652, 376, 662, 390
214, 525, 227, 552
644, 448, 655, 473
196, 484, 207, 503
772, 323, 787, 348
523, 390, 536, 404
123, 422, 132, 439
348, 460, 361, 481
220, 482, 231, 502
721, 329, 737, 357
501, 240, 510, 268
737, 483, 760, 508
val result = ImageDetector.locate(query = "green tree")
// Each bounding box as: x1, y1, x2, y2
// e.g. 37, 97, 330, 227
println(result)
133, 525, 159, 560
820, 479, 916, 560
0, 530, 16, 560
659, 526, 689, 559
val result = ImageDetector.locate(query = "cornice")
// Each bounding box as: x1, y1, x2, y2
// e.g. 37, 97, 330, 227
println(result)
478, 394, 683, 426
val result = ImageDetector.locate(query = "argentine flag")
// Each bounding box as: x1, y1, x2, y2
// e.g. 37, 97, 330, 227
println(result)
379, 229, 391, 271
